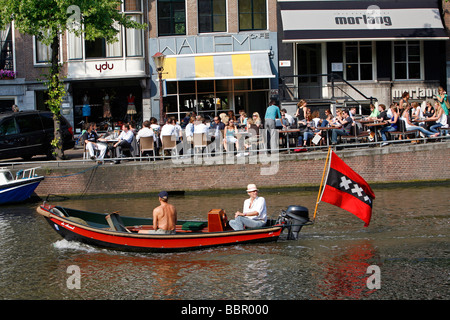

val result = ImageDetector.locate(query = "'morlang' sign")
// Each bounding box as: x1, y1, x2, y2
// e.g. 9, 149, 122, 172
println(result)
335, 15, 392, 26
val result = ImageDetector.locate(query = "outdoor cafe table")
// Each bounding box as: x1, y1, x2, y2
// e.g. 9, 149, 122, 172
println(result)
314, 126, 337, 147
363, 122, 387, 143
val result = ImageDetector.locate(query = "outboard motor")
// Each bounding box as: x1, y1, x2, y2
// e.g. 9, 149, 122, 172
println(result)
277, 205, 311, 240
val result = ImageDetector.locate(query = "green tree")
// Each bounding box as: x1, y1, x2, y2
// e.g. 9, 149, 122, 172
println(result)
0, 0, 145, 159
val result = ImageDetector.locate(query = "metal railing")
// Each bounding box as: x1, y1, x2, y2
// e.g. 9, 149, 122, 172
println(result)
279, 73, 377, 106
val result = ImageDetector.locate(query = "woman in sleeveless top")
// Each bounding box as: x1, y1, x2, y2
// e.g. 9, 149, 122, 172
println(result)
380, 104, 399, 142
429, 102, 448, 135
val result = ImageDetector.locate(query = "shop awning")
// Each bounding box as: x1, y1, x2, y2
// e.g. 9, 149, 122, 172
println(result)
162, 51, 275, 81
279, 0, 449, 43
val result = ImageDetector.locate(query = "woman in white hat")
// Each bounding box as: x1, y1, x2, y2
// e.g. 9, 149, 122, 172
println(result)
229, 184, 267, 231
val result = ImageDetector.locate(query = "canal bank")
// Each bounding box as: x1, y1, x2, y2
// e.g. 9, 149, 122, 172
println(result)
29, 142, 450, 197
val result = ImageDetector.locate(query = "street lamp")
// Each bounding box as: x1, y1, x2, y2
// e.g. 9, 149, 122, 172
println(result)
152, 52, 166, 125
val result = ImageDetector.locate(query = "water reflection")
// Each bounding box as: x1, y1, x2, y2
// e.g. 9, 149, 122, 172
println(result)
313, 240, 377, 299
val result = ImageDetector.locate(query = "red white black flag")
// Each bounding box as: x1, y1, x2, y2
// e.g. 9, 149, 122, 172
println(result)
319, 151, 375, 227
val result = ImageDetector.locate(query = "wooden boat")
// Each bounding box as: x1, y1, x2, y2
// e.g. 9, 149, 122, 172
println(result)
0, 167, 44, 204
36, 204, 310, 252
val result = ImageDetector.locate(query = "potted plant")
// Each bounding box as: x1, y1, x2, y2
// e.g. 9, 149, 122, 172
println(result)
0, 69, 16, 80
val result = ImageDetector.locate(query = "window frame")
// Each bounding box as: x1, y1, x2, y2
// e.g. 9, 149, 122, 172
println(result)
392, 40, 423, 81
238, 0, 268, 32
343, 41, 376, 82
66, 0, 144, 60
157, 0, 187, 36
198, 0, 227, 34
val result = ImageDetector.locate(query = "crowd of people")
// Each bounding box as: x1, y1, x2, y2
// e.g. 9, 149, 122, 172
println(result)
82, 92, 449, 163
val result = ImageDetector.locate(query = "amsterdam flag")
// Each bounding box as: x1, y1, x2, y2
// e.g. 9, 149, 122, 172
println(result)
319, 151, 375, 227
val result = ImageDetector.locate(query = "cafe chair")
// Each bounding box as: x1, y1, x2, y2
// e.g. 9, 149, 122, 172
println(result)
161, 135, 177, 158
139, 136, 155, 161
193, 133, 208, 158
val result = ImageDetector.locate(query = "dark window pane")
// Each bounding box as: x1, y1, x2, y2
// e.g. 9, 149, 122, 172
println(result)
346, 64, 358, 81
395, 62, 407, 79
409, 63, 420, 79
360, 64, 373, 80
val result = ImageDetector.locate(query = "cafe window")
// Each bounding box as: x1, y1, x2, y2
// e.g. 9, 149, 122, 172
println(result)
238, 0, 267, 31
393, 41, 422, 80
344, 41, 374, 81
163, 79, 270, 119
198, 0, 227, 33
158, 0, 186, 36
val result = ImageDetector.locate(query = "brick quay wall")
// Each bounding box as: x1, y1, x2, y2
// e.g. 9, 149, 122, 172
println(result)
34, 143, 450, 197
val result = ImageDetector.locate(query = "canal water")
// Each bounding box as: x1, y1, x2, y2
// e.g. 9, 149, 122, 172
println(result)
0, 185, 448, 301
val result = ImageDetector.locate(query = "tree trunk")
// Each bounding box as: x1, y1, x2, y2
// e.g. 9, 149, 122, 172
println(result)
49, 35, 65, 160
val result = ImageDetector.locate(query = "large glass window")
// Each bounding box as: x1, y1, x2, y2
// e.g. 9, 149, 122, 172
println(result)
158, 0, 186, 36
163, 79, 269, 120
393, 41, 421, 80
344, 41, 373, 81
238, 0, 267, 31
198, 0, 226, 33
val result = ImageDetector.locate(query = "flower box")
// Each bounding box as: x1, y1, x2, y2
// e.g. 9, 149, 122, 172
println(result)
0, 69, 16, 80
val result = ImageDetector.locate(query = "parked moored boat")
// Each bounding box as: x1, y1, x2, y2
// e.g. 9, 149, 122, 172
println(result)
0, 167, 44, 204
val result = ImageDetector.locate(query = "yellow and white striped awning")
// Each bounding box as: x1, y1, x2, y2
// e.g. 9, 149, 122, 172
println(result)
162, 51, 275, 81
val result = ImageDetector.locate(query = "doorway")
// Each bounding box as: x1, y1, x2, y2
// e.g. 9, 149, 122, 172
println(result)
297, 43, 322, 99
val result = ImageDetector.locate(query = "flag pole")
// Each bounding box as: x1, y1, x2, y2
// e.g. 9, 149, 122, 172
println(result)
313, 147, 332, 222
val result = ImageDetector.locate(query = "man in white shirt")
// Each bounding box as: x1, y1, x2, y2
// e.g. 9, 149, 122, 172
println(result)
229, 184, 267, 231
113, 124, 134, 162
160, 119, 176, 137
281, 109, 295, 127
193, 117, 209, 134
136, 120, 155, 142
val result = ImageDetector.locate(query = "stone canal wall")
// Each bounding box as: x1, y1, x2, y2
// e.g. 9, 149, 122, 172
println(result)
34, 143, 450, 197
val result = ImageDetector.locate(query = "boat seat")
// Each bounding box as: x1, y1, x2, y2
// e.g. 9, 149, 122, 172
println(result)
182, 221, 207, 231
106, 212, 131, 233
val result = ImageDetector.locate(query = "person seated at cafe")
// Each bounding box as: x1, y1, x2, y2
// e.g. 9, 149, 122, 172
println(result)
380, 104, 400, 146
331, 109, 353, 145
428, 102, 448, 136
375, 104, 389, 121
238, 110, 248, 127
128, 120, 137, 135
229, 184, 267, 231
223, 119, 239, 153
301, 110, 322, 147
194, 117, 208, 134
366, 104, 380, 120
281, 109, 295, 127
160, 118, 175, 137
113, 123, 134, 162
136, 120, 155, 142
400, 104, 439, 139
251, 112, 263, 128
411, 102, 425, 127
139, 191, 177, 235
210, 116, 225, 142
185, 117, 195, 143
424, 101, 435, 118
83, 122, 107, 162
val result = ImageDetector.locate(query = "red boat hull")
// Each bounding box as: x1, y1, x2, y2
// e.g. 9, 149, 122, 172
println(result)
37, 206, 283, 252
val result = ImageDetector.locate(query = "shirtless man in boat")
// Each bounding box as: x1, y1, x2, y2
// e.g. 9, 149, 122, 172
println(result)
139, 191, 177, 235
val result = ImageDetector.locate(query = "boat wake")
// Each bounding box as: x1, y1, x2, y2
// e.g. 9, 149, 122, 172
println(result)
52, 239, 99, 253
